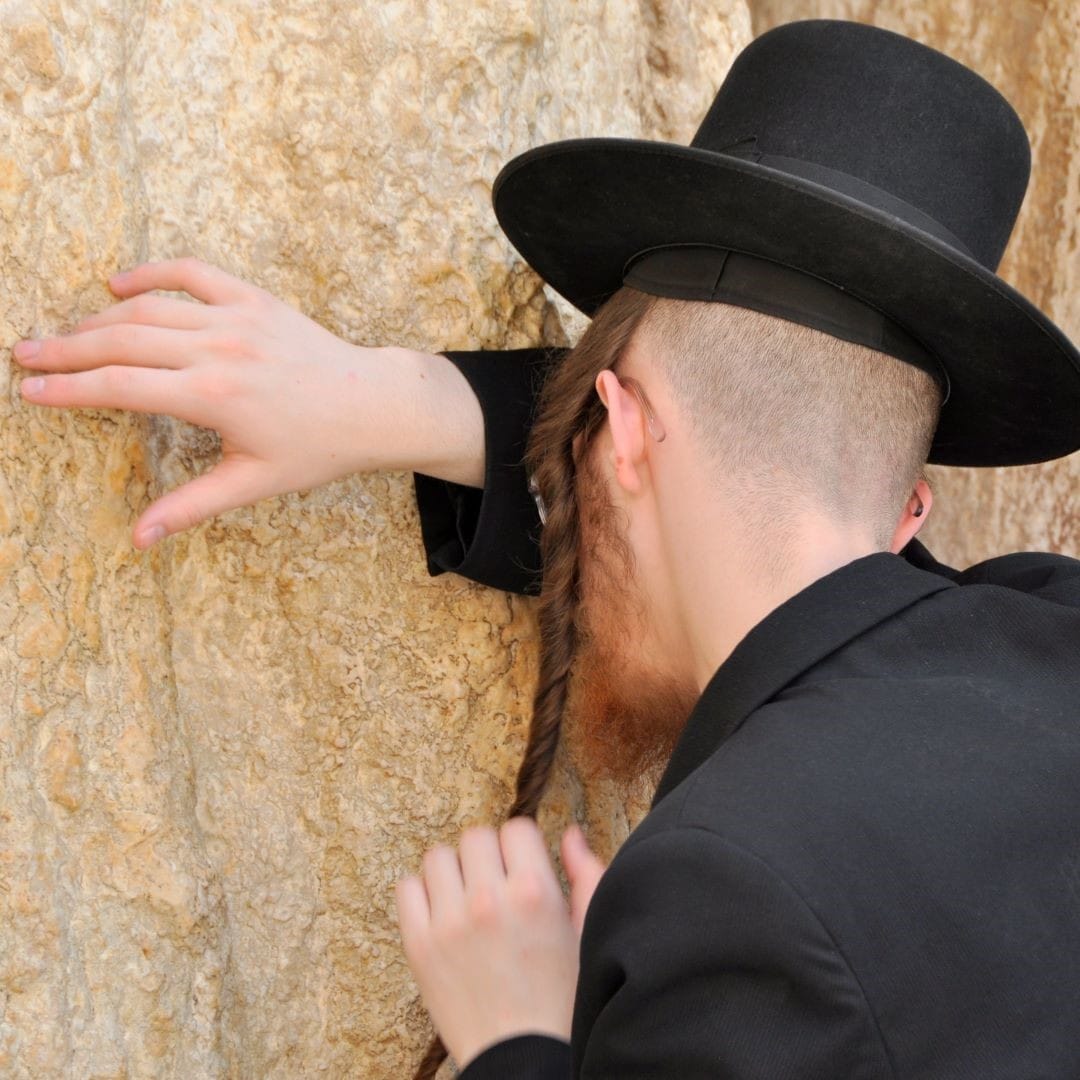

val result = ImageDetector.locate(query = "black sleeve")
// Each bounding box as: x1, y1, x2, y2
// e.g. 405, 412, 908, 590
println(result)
458, 1033, 572, 1079
565, 827, 892, 1078
413, 347, 567, 596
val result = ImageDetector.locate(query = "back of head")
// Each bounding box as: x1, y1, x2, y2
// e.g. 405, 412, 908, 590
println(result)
510, 287, 942, 827
638, 296, 943, 550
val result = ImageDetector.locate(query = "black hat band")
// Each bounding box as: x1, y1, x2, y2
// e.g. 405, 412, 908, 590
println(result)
622, 245, 950, 402
712, 140, 977, 260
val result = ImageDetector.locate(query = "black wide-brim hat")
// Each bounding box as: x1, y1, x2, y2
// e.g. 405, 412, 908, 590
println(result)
492, 19, 1080, 467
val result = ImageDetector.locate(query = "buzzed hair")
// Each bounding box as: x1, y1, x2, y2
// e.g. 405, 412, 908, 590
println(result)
636, 298, 943, 549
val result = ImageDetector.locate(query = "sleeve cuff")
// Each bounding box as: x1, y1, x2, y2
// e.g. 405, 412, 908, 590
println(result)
413, 348, 565, 596
457, 1033, 572, 1079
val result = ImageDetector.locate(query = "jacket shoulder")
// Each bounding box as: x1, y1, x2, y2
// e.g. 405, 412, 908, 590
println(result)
577, 818, 892, 1078
954, 549, 1080, 607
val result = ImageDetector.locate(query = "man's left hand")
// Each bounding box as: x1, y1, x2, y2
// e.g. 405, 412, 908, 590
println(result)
395, 817, 606, 1070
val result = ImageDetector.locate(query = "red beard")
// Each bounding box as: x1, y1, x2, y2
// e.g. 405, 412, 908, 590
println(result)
563, 448, 699, 794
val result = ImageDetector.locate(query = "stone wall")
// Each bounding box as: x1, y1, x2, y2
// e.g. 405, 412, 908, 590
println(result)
1, 2, 1075, 1077
0, 2, 749, 1077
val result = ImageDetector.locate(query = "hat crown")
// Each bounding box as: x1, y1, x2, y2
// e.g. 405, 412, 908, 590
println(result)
690, 20, 1031, 270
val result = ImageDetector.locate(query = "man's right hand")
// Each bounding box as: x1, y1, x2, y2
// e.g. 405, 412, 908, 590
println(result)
12, 257, 485, 549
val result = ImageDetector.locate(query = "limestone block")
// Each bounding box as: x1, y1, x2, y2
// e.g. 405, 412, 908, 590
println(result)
0, 2, 750, 1076
748, 0, 1080, 567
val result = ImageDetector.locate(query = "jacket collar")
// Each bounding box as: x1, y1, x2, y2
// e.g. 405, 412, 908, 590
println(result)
651, 550, 956, 807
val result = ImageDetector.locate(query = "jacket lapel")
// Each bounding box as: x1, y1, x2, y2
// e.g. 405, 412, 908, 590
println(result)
651, 552, 956, 807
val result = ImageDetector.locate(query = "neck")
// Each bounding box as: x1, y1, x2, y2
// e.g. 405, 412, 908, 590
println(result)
660, 501, 878, 693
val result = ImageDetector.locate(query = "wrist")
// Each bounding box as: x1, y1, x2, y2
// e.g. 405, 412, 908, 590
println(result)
386, 346, 486, 488
331, 344, 485, 487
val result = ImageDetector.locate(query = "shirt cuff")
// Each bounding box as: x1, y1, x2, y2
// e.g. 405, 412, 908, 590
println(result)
457, 1033, 572, 1079
413, 348, 565, 596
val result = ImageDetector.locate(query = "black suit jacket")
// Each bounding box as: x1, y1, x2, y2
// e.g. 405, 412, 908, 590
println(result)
412, 349, 1080, 1079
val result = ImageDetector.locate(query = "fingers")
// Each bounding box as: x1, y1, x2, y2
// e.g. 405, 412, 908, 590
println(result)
560, 824, 606, 936
132, 458, 270, 549
72, 293, 210, 335
395, 874, 430, 947
15, 323, 204, 373
19, 365, 203, 423
399, 820, 563, 943
458, 826, 506, 893
499, 816, 552, 877
421, 845, 465, 921
109, 256, 253, 306
499, 817, 563, 913
13, 258, 249, 370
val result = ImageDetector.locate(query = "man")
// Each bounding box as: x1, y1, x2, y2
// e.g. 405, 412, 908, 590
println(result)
397, 20, 1080, 1078
12, 18, 1080, 1080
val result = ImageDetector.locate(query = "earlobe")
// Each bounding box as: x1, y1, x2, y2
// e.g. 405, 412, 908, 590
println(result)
911, 478, 933, 522
888, 478, 934, 553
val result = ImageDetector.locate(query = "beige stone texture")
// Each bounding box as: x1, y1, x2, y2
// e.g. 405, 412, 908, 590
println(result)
2, 2, 1076, 1076
749, 0, 1080, 566
0, 2, 750, 1077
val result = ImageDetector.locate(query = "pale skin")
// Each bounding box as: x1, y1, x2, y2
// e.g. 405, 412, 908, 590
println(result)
13, 258, 487, 547
11, 257, 932, 1069
589, 360, 933, 695
395, 819, 606, 1067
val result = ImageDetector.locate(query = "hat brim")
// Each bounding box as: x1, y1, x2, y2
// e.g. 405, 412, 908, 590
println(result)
492, 138, 1080, 467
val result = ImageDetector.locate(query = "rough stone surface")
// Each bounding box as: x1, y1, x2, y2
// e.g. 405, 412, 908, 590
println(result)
0, 3, 750, 1077
3, 3, 1076, 1076
749, 0, 1080, 566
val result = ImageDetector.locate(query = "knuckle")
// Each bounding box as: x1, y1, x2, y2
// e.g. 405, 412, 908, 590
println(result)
211, 332, 252, 361
437, 912, 469, 945
467, 885, 503, 928
127, 294, 156, 321
99, 364, 129, 392
188, 365, 239, 400
244, 285, 273, 312
108, 323, 139, 352
509, 870, 552, 913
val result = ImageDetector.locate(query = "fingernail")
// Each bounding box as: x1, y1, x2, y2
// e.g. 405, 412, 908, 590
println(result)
141, 525, 167, 547
14, 339, 41, 360
21, 377, 45, 397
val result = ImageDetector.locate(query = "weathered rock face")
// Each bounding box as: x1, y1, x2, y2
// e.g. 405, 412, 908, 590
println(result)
1, 3, 1075, 1076
749, 0, 1080, 566
0, 2, 750, 1077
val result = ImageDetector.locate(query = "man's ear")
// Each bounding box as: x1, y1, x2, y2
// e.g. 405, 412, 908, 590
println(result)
889, 478, 933, 553
595, 370, 648, 495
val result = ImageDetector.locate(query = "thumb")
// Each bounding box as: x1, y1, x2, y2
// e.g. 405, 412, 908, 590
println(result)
561, 824, 606, 936
132, 457, 268, 549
